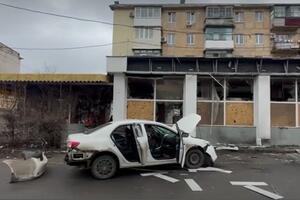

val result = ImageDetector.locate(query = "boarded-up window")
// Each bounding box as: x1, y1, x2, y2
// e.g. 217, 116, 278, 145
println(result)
128, 78, 154, 99
226, 103, 253, 126
197, 102, 224, 125
127, 101, 154, 120
271, 103, 295, 127
156, 102, 182, 124
156, 78, 183, 100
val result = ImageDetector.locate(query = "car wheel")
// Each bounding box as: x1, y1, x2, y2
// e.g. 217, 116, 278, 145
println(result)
203, 153, 214, 167
185, 149, 205, 169
91, 155, 117, 180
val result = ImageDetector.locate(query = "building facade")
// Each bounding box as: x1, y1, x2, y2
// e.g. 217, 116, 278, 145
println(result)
107, 2, 300, 146
0, 43, 21, 73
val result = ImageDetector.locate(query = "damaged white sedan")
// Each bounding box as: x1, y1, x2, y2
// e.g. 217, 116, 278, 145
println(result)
65, 114, 217, 179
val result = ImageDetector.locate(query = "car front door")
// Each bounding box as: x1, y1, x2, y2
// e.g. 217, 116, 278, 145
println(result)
142, 124, 178, 165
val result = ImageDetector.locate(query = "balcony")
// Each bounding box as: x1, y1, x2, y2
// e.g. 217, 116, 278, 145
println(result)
271, 41, 300, 54
205, 40, 234, 50
205, 18, 234, 27
272, 6, 300, 31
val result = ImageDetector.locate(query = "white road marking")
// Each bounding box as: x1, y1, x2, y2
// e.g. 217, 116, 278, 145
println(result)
140, 172, 168, 177
153, 174, 179, 183
230, 181, 268, 186
184, 179, 202, 192
188, 167, 232, 174
244, 185, 284, 200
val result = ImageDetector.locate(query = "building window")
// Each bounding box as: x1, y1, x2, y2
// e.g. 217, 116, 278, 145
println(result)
135, 7, 161, 19
205, 28, 233, 41
274, 6, 286, 17
287, 6, 300, 17
234, 12, 244, 22
255, 34, 263, 45
168, 12, 176, 23
135, 28, 153, 40
186, 11, 195, 25
187, 33, 195, 45
271, 79, 297, 127
206, 6, 233, 18
167, 33, 175, 45
127, 77, 183, 124
255, 11, 263, 22
235, 34, 245, 45
197, 77, 254, 126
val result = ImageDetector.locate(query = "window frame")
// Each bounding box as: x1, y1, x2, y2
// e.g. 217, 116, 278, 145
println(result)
255, 34, 264, 45
168, 12, 176, 23
186, 11, 196, 25
255, 11, 264, 22
234, 11, 244, 22
197, 77, 254, 127
235, 34, 245, 46
167, 33, 175, 46
187, 33, 195, 46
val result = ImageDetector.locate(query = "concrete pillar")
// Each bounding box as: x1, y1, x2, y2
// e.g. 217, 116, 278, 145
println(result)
112, 73, 127, 121
254, 75, 271, 145
183, 75, 197, 136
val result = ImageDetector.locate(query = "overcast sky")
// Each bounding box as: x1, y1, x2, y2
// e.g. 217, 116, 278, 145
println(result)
0, 0, 299, 74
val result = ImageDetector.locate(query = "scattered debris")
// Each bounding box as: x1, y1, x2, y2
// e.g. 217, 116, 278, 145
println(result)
180, 173, 189, 176
3, 151, 48, 183
216, 144, 239, 151
0, 145, 3, 149
184, 179, 202, 191
296, 149, 300, 154
188, 167, 232, 174
230, 181, 284, 200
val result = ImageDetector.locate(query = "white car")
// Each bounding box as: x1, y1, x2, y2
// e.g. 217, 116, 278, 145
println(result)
65, 114, 217, 179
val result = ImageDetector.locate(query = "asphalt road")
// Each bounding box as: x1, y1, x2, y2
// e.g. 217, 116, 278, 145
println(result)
0, 151, 300, 200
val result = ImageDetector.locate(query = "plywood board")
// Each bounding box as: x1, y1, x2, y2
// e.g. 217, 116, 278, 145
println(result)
197, 102, 224, 125
271, 103, 295, 127
127, 100, 154, 121
226, 103, 253, 126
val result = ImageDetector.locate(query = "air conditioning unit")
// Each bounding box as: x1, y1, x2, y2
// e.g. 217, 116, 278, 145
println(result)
129, 12, 134, 18
161, 37, 167, 43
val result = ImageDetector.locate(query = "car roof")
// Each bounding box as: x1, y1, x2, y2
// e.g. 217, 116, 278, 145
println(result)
112, 119, 163, 125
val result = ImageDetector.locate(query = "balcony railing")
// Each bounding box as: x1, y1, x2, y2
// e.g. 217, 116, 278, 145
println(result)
272, 41, 300, 53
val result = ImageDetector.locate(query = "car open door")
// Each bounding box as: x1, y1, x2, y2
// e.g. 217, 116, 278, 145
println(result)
173, 114, 201, 167
132, 123, 147, 165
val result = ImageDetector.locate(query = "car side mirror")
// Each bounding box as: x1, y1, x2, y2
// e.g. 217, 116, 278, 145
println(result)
182, 132, 189, 137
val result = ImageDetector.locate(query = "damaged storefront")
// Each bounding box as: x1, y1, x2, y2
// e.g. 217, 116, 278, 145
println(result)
0, 74, 112, 148
108, 56, 300, 146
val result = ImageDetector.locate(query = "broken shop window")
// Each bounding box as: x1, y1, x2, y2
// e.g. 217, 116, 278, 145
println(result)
156, 78, 183, 100
128, 78, 154, 99
271, 79, 295, 102
226, 79, 253, 101
156, 102, 183, 124
197, 78, 224, 100
197, 102, 224, 125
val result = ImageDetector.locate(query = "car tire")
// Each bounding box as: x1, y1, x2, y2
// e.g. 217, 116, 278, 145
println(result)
185, 149, 205, 169
91, 155, 117, 180
203, 153, 214, 167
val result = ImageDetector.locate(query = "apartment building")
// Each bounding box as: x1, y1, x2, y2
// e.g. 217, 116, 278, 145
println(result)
107, 2, 300, 146
0, 42, 21, 73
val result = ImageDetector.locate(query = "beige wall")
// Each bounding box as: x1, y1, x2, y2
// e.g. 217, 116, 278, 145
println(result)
162, 8, 204, 57
0, 44, 20, 73
233, 7, 271, 57
112, 9, 134, 56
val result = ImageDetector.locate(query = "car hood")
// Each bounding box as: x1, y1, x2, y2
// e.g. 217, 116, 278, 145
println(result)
172, 113, 201, 134
67, 133, 87, 141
